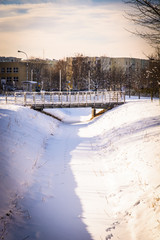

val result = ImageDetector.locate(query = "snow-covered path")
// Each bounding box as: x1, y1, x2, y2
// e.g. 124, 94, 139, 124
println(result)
20, 122, 94, 240
12, 117, 117, 240
0, 100, 160, 240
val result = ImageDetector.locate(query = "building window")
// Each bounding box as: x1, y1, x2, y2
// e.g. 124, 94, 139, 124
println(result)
13, 77, 19, 81
13, 67, 18, 73
7, 67, 12, 73
1, 68, 5, 73
7, 77, 12, 82
1, 78, 6, 85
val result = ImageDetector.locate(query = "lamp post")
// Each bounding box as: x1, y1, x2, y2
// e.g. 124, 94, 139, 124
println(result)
88, 70, 91, 91
128, 63, 133, 98
59, 69, 62, 92
18, 50, 29, 82
158, 81, 160, 105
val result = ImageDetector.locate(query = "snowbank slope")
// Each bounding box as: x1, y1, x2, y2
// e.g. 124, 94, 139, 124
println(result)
77, 100, 160, 239
0, 100, 160, 240
0, 105, 58, 238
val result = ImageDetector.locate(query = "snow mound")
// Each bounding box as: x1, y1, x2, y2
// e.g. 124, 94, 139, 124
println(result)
0, 100, 160, 240
43, 107, 92, 122
0, 105, 58, 235
77, 100, 160, 239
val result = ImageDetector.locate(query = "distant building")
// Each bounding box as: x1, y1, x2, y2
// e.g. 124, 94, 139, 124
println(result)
0, 57, 57, 91
66, 56, 149, 90
66, 56, 149, 73
0, 57, 21, 62
108, 57, 149, 73
0, 57, 27, 91
0, 55, 149, 92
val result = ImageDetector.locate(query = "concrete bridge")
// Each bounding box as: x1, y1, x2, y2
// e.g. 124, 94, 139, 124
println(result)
0, 91, 125, 113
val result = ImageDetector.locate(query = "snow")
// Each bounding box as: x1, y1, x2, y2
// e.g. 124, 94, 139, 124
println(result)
0, 98, 160, 240
43, 107, 92, 123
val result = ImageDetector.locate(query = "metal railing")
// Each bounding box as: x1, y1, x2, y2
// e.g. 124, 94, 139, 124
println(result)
0, 91, 125, 107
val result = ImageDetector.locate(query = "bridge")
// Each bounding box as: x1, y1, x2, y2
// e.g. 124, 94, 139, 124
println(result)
0, 91, 125, 112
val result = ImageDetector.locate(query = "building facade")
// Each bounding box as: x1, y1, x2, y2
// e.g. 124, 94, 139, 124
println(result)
0, 56, 150, 92
0, 57, 57, 91
0, 57, 28, 91
65, 56, 149, 91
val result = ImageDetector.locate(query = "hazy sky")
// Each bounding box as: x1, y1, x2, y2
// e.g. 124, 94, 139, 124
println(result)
0, 0, 154, 60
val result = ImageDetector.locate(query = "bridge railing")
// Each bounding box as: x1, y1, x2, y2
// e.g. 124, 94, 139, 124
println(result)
0, 91, 125, 106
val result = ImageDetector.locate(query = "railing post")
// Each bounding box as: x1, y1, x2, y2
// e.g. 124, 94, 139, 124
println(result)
66, 92, 68, 104
41, 92, 43, 103
33, 92, 35, 104
52, 93, 54, 103
102, 91, 103, 103
14, 92, 17, 104
43, 93, 45, 104
5, 92, 7, 104
123, 92, 125, 103
82, 92, 84, 101
86, 92, 87, 106
69, 92, 71, 104
97, 92, 99, 101
61, 92, 63, 105
24, 92, 26, 105
78, 92, 79, 106
104, 91, 106, 102
117, 92, 119, 103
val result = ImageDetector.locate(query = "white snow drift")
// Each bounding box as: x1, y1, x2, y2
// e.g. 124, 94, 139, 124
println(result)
0, 99, 160, 240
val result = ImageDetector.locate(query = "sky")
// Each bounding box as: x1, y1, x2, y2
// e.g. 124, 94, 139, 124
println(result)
0, 0, 154, 60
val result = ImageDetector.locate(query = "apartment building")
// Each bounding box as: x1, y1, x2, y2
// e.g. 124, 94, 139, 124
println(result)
0, 57, 57, 91
67, 56, 149, 73
65, 56, 149, 90
110, 57, 149, 73
0, 57, 27, 91
0, 56, 149, 91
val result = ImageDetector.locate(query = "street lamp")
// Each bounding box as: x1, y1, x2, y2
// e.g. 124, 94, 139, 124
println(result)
158, 81, 160, 105
128, 63, 134, 98
18, 50, 28, 82
59, 69, 61, 92
88, 70, 91, 91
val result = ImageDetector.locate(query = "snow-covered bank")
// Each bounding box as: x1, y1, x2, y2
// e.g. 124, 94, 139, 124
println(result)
77, 100, 160, 239
0, 100, 160, 240
0, 105, 58, 239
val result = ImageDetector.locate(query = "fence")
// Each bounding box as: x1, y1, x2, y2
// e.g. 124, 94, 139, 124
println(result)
0, 91, 125, 108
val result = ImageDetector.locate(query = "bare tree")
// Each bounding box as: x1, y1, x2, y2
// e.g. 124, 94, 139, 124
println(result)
28, 58, 47, 91
124, 0, 160, 47
67, 54, 90, 91
53, 59, 67, 91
